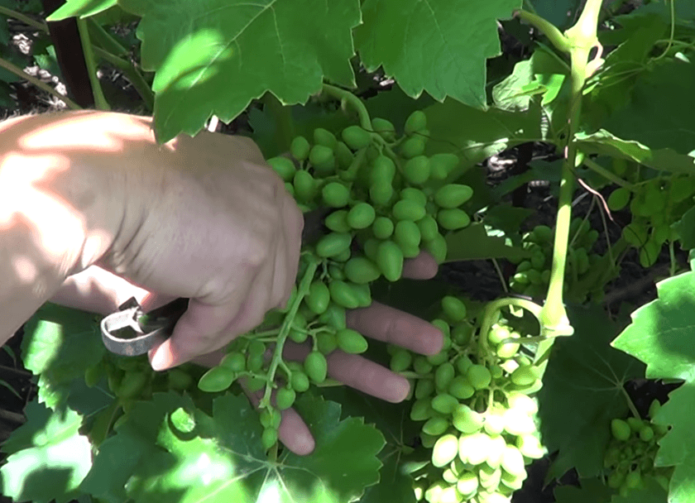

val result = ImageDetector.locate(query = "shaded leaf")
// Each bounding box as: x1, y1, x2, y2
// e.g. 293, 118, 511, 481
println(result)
355, 0, 521, 109
553, 478, 613, 503
672, 207, 695, 250
120, 0, 362, 143
445, 223, 529, 262
538, 305, 645, 481
21, 303, 105, 409
0, 401, 91, 503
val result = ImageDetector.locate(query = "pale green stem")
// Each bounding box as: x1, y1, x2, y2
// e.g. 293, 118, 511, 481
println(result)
76, 18, 110, 110
0, 6, 47, 32
0, 57, 80, 109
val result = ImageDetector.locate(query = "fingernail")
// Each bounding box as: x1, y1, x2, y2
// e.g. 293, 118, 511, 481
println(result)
294, 431, 316, 456
391, 376, 411, 403
150, 348, 169, 371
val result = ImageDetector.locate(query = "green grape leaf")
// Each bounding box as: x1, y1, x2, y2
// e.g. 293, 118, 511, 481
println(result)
482, 205, 534, 242
0, 400, 91, 503
97, 391, 385, 502
538, 305, 645, 482
21, 303, 105, 409
553, 478, 613, 503
119, 0, 361, 144
46, 0, 118, 20
355, 0, 521, 109
576, 129, 695, 175
612, 271, 695, 503
673, 207, 695, 250
445, 222, 529, 262
424, 98, 545, 173
372, 278, 451, 321
602, 60, 695, 157
318, 387, 420, 503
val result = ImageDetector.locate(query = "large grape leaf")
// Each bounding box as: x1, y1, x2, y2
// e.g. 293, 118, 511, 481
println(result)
576, 130, 695, 175
612, 271, 695, 503
553, 477, 667, 503
673, 207, 695, 250
355, 0, 521, 109
86, 391, 385, 503
118, 0, 361, 143
538, 305, 645, 482
603, 60, 695, 157
445, 223, 529, 262
0, 400, 92, 503
46, 0, 117, 20
424, 98, 545, 172
21, 303, 105, 409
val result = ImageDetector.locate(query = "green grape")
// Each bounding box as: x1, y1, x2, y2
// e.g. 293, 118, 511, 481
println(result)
290, 136, 311, 161
399, 137, 426, 158
276, 387, 296, 410
371, 118, 396, 141
611, 418, 632, 441
516, 434, 545, 459
246, 376, 266, 392
423, 416, 449, 436
455, 355, 472, 374
394, 220, 421, 250
347, 202, 376, 229
336, 328, 369, 354
268, 157, 296, 182
410, 398, 433, 421
501, 445, 525, 477
304, 351, 328, 382
649, 399, 661, 419
344, 257, 381, 284
261, 427, 278, 450
334, 141, 354, 169
459, 432, 491, 465
442, 296, 467, 322
424, 233, 448, 263
198, 366, 235, 393
313, 127, 337, 149
453, 404, 484, 434
496, 332, 520, 359
457, 472, 479, 498
329, 281, 361, 309
362, 238, 380, 261
434, 184, 473, 209
449, 376, 475, 399
438, 209, 471, 230
319, 304, 347, 330
451, 323, 473, 346
293, 170, 317, 203
322, 182, 350, 208
415, 378, 435, 399
351, 283, 372, 307
429, 153, 459, 180
403, 155, 431, 185
309, 144, 334, 168
432, 434, 459, 468
84, 365, 102, 388
487, 325, 509, 345
221, 352, 246, 373
418, 215, 439, 241
625, 469, 642, 489
316, 332, 338, 354
435, 363, 455, 391
400, 187, 428, 206
639, 425, 654, 442
370, 155, 396, 184
510, 366, 537, 387
502, 408, 535, 436
290, 371, 310, 392
483, 411, 506, 436
392, 199, 427, 221
369, 183, 394, 206
247, 353, 264, 373
316, 232, 352, 258
306, 281, 331, 315
324, 210, 351, 233
427, 351, 449, 366
404, 110, 427, 134
431, 393, 459, 414
467, 364, 492, 390
376, 240, 404, 282
372, 216, 394, 239
342, 125, 371, 150
414, 356, 434, 375
391, 349, 413, 373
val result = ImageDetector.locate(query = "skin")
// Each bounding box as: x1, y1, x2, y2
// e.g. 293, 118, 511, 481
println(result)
1, 109, 443, 456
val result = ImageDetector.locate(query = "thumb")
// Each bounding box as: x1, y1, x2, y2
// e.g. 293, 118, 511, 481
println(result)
149, 298, 244, 371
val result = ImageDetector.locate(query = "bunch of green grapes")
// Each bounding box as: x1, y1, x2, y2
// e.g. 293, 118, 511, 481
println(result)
391, 297, 546, 503
603, 399, 672, 497
509, 218, 601, 302
608, 174, 695, 268
191, 109, 475, 450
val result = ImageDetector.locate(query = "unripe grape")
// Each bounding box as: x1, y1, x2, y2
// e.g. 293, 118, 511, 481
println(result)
290, 136, 311, 161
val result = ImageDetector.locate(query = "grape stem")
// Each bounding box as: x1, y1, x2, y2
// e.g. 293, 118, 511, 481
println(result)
537, 0, 604, 363
514, 10, 571, 54
76, 18, 110, 111
477, 297, 543, 361
259, 258, 319, 409
582, 158, 634, 190
321, 83, 373, 131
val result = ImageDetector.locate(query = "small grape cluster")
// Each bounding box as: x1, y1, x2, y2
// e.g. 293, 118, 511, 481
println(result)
194, 109, 476, 450
509, 219, 603, 303
604, 399, 672, 497
608, 174, 695, 268
392, 297, 546, 503
84, 353, 202, 428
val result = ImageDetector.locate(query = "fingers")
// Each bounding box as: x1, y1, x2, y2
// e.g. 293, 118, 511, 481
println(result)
403, 251, 439, 280
346, 302, 444, 356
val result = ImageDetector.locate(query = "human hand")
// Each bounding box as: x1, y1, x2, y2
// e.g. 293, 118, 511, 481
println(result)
52, 252, 443, 456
